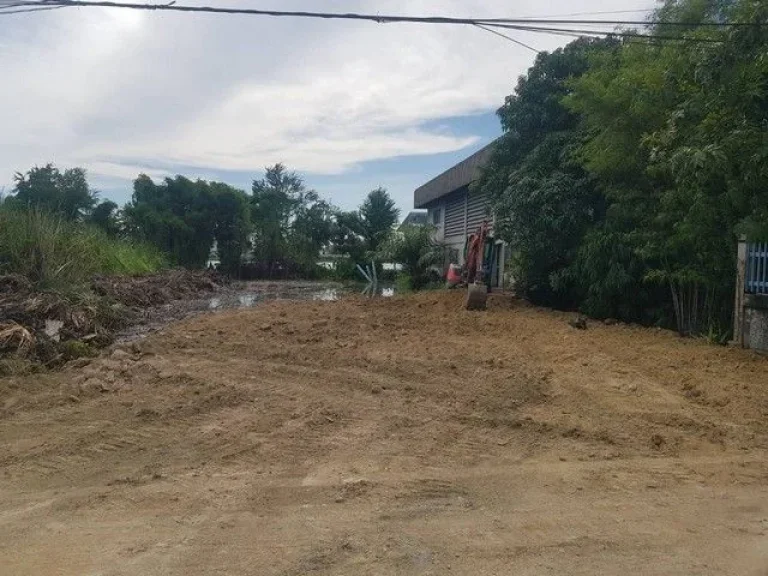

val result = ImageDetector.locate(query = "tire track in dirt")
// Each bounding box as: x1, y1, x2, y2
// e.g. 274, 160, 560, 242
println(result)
1, 292, 768, 575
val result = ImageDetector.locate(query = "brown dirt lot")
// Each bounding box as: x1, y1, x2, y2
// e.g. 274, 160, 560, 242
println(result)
1, 292, 768, 575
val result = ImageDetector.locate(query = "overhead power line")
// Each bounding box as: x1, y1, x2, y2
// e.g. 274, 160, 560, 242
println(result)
489, 23, 726, 44
474, 23, 541, 54
0, 1, 747, 48
1, 0, 762, 28
517, 9, 655, 19
0, 4, 63, 13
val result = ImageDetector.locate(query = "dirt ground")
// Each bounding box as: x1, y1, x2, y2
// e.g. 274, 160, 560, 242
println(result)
1, 292, 768, 575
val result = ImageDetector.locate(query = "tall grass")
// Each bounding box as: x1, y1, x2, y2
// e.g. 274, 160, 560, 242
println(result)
0, 207, 164, 290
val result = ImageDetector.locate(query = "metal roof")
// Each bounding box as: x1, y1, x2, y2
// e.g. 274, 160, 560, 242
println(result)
413, 141, 496, 209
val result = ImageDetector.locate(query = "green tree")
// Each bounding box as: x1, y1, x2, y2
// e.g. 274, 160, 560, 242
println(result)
250, 164, 333, 276
359, 187, 400, 253
331, 210, 366, 262
468, 0, 768, 333
288, 190, 335, 270
88, 200, 120, 237
210, 184, 251, 276
11, 164, 97, 220
475, 38, 611, 307
124, 175, 216, 269
327, 210, 366, 279
566, 0, 768, 332
251, 164, 302, 269
378, 225, 446, 290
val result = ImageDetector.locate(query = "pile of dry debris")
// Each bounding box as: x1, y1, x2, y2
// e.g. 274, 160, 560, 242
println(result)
0, 270, 222, 373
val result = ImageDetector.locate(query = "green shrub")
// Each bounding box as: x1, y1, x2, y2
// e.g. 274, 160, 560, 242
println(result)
394, 273, 413, 294
0, 206, 165, 290
59, 340, 97, 361
328, 258, 360, 281
378, 225, 449, 291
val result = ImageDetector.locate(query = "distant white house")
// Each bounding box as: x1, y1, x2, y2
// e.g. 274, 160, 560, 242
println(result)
398, 211, 428, 229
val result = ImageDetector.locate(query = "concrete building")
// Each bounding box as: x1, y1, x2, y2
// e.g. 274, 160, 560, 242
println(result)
399, 211, 428, 229
413, 141, 506, 288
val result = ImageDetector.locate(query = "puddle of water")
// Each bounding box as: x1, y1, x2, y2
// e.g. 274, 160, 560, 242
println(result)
117, 282, 395, 344
209, 288, 341, 310
239, 294, 258, 307
209, 284, 393, 311
312, 288, 339, 301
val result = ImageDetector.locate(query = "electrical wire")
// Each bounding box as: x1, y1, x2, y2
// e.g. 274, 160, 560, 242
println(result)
0, 1, 745, 48
491, 25, 713, 48
474, 23, 541, 54
487, 22, 726, 44
482, 18, 746, 27
0, 4, 65, 13
516, 9, 654, 19
0, 1, 763, 28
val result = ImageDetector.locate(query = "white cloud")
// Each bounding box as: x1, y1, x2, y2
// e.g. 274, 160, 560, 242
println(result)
0, 0, 655, 194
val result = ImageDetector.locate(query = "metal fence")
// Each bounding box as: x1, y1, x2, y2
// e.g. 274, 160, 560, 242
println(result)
746, 242, 768, 294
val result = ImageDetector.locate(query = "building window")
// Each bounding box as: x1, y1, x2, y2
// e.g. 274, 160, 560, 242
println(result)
432, 207, 442, 226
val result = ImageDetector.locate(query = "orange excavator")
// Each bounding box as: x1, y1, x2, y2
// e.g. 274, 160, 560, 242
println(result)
464, 221, 490, 310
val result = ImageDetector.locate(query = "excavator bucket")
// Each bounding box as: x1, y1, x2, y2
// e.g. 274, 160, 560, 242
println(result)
465, 282, 488, 311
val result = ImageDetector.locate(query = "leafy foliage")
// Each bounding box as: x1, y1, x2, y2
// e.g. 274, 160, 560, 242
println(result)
331, 189, 400, 257
359, 187, 400, 253
7, 162, 347, 281
125, 175, 258, 274
124, 175, 218, 269
329, 188, 400, 279
250, 164, 334, 277
565, 0, 768, 332
210, 184, 251, 276
250, 164, 304, 269
479, 0, 768, 334
88, 200, 120, 237
378, 225, 447, 290
331, 210, 366, 261
475, 38, 610, 308
288, 189, 335, 271
0, 205, 163, 290
10, 164, 97, 221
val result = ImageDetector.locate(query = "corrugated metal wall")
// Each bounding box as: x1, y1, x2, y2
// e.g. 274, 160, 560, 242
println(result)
466, 189, 491, 233
439, 187, 494, 240
444, 190, 467, 240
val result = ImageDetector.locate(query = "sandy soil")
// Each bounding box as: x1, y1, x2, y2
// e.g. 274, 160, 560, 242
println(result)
1, 292, 768, 575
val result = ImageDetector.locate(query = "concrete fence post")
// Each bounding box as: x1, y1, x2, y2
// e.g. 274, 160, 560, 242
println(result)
733, 236, 747, 347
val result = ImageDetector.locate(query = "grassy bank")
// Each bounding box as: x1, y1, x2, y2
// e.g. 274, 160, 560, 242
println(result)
0, 207, 164, 290
0, 207, 168, 373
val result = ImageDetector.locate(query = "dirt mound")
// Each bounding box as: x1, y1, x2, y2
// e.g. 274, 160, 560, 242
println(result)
2, 291, 768, 575
91, 269, 222, 307
0, 269, 224, 371
0, 286, 123, 370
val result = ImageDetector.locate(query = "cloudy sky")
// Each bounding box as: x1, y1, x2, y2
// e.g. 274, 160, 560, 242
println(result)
0, 0, 655, 215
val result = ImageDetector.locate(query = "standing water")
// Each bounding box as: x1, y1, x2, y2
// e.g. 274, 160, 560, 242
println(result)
116, 281, 393, 343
